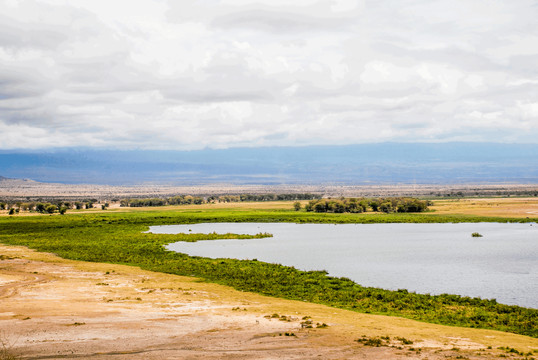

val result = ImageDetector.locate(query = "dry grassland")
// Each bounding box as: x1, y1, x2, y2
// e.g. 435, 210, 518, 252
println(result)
430, 197, 538, 218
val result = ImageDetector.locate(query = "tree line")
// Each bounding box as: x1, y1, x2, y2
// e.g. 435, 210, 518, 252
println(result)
1, 200, 106, 215
120, 195, 204, 207
119, 193, 321, 207
302, 197, 430, 213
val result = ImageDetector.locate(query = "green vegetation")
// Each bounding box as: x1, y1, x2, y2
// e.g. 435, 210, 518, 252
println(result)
305, 197, 429, 213
355, 335, 413, 348
472, 232, 483, 237
356, 335, 387, 347
2, 201, 75, 214
120, 193, 321, 207
1, 209, 537, 338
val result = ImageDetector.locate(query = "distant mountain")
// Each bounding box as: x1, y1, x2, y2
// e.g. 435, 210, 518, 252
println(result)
0, 175, 36, 183
1, 143, 537, 185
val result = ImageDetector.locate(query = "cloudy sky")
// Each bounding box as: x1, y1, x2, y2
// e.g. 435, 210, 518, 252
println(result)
1, 0, 537, 150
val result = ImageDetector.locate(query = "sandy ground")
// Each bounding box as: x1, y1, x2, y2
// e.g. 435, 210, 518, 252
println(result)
1, 245, 537, 359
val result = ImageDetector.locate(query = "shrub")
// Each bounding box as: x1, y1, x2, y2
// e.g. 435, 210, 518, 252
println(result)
45, 205, 57, 214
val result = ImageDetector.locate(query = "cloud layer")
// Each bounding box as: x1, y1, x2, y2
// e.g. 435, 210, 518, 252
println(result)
1, 0, 537, 149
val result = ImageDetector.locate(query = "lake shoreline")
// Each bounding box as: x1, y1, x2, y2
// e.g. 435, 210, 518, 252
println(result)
2, 243, 537, 359
157, 222, 538, 309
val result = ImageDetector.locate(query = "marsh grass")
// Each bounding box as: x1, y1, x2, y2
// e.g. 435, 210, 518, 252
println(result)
1, 209, 537, 338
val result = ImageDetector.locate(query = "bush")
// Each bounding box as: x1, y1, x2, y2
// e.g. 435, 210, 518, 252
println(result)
45, 205, 57, 214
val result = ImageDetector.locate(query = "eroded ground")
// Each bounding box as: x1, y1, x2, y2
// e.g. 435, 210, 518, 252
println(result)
1, 244, 537, 360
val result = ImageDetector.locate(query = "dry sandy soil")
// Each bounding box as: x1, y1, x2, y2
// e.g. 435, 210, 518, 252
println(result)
2, 245, 537, 360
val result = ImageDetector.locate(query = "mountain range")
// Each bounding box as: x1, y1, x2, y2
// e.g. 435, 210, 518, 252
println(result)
1, 143, 537, 185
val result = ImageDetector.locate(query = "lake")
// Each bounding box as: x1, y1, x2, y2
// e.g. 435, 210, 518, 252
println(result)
151, 222, 538, 308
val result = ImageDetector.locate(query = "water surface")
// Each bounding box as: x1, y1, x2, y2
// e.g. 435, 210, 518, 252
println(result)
153, 222, 538, 308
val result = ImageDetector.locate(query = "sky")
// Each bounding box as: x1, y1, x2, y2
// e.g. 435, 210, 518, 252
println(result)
1, 0, 538, 150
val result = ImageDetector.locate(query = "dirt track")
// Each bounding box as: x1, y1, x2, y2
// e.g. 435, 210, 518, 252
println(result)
1, 245, 537, 359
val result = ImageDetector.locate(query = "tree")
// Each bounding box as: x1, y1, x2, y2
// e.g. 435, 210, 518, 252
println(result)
369, 200, 380, 212
45, 205, 57, 214
331, 201, 345, 213
314, 201, 327, 213
379, 201, 393, 213
293, 201, 301, 211
305, 200, 317, 212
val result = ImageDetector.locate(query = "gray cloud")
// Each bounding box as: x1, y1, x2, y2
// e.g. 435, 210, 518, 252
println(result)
0, 0, 537, 150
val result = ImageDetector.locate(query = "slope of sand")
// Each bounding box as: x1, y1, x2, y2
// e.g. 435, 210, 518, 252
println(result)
1, 244, 537, 359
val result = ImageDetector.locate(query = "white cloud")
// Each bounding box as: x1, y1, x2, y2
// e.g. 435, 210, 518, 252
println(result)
0, 0, 537, 150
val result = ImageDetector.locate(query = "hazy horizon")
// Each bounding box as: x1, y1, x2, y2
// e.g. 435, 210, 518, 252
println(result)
2, 142, 538, 185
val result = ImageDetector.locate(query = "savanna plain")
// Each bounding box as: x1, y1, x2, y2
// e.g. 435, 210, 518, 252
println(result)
1, 191, 538, 359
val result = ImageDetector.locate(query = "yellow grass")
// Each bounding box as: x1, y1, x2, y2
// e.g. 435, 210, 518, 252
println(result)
430, 197, 538, 218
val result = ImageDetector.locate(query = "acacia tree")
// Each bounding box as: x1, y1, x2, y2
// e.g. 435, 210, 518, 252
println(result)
369, 200, 380, 212
379, 201, 393, 213
45, 205, 57, 214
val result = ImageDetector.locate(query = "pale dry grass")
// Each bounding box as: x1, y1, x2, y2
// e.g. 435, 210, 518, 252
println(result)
430, 197, 538, 218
